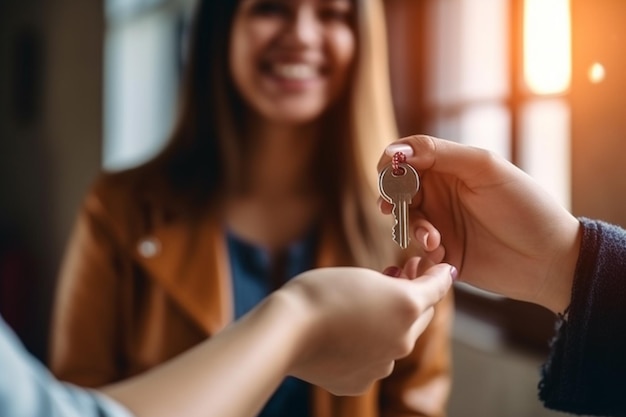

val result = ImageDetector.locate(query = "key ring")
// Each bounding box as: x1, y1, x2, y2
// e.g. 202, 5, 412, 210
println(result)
392, 152, 406, 176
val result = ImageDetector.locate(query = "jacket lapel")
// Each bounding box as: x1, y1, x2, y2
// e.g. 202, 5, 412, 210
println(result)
132, 214, 345, 337
133, 213, 234, 335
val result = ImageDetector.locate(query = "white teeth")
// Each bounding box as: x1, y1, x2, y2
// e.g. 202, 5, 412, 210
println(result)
272, 64, 317, 80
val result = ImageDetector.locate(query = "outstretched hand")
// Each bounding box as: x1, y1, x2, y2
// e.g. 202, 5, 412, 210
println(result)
102, 259, 453, 417
282, 260, 454, 395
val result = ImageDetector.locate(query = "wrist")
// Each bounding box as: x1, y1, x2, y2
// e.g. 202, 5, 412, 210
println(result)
263, 287, 321, 376
539, 217, 582, 314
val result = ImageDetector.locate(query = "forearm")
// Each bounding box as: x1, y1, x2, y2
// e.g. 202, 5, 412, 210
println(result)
102, 291, 311, 417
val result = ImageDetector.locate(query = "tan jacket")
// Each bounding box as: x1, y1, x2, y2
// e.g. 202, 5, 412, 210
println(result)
50, 171, 454, 417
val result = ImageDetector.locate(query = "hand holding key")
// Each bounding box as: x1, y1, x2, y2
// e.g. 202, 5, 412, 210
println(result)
377, 135, 581, 314
378, 156, 420, 249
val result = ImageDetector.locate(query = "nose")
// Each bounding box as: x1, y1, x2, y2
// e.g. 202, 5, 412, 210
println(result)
284, 8, 321, 47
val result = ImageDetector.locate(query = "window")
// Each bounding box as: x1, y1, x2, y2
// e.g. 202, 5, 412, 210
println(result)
423, 0, 572, 209
103, 0, 194, 171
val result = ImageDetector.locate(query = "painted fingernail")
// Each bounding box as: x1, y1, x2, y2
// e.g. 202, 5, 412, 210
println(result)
450, 266, 459, 281
385, 143, 414, 157
415, 228, 429, 248
383, 266, 403, 278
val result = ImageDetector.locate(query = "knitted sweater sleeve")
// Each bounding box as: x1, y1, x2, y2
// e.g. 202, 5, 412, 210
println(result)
539, 217, 626, 416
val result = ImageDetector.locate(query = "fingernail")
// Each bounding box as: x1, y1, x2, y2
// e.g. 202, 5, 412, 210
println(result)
450, 266, 459, 281
383, 266, 403, 278
415, 228, 429, 248
385, 143, 414, 157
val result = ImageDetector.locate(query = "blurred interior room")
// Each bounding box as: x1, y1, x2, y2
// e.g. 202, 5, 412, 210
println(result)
1, 0, 625, 415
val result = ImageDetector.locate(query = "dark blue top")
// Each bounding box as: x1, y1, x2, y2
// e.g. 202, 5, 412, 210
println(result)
539, 218, 626, 416
227, 230, 317, 417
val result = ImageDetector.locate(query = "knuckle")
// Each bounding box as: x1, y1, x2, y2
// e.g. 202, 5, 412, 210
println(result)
396, 338, 416, 358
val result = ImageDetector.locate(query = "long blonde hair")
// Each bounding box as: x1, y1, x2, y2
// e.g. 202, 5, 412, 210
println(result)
345, 0, 398, 267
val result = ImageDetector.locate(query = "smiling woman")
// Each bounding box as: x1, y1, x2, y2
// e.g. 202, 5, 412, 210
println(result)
49, 0, 454, 417
229, 0, 356, 124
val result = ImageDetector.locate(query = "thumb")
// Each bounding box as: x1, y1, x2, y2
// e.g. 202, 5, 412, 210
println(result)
406, 263, 456, 308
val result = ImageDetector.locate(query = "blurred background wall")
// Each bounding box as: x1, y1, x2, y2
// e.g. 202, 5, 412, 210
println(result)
1, 0, 625, 415
0, 0, 103, 359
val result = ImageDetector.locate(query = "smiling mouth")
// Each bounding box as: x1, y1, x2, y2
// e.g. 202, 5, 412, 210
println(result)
270, 63, 320, 81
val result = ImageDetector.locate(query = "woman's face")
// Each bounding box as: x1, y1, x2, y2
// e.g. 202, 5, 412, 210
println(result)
229, 0, 356, 125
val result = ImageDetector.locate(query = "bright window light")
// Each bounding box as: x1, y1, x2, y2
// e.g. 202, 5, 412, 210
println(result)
523, 0, 571, 95
588, 62, 606, 84
104, 12, 178, 171
519, 99, 571, 210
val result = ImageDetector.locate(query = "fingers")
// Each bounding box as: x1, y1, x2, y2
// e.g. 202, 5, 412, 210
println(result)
412, 222, 446, 263
401, 256, 434, 279
378, 199, 442, 250
405, 263, 455, 308
382, 265, 405, 278
383, 257, 437, 280
382, 261, 455, 308
378, 197, 392, 214
381, 135, 506, 188
412, 219, 441, 251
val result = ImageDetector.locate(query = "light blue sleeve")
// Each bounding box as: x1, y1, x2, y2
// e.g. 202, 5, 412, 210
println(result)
0, 317, 134, 417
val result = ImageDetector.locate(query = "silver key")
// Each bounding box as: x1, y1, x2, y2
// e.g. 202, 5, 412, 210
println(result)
378, 163, 420, 249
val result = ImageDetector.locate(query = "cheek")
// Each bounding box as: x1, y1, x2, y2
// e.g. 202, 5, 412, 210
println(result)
229, 22, 275, 89
330, 28, 356, 72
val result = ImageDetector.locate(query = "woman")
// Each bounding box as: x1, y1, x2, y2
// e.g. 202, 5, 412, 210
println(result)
50, 1, 453, 416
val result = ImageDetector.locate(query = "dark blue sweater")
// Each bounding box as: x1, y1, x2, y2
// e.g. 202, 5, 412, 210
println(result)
540, 218, 626, 416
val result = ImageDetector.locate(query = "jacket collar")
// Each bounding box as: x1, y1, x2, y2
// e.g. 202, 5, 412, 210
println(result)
132, 206, 349, 335
133, 212, 233, 335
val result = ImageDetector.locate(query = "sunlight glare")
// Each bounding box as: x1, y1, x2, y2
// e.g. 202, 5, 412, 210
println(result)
588, 62, 606, 84
523, 0, 571, 95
